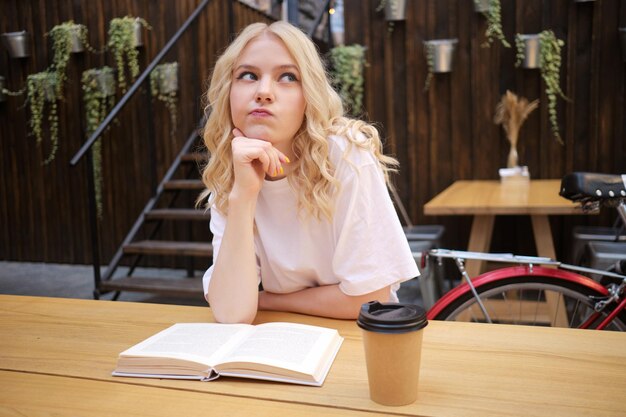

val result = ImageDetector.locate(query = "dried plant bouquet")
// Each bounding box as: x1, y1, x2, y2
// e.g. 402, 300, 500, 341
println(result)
494, 90, 539, 168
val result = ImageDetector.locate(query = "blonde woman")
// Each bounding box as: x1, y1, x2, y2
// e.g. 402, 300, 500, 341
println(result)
199, 21, 418, 324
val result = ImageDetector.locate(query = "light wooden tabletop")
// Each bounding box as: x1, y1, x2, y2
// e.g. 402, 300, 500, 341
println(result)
1, 295, 625, 417
424, 179, 581, 216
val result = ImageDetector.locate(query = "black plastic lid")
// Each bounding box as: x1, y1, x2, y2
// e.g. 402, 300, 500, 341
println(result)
357, 301, 428, 334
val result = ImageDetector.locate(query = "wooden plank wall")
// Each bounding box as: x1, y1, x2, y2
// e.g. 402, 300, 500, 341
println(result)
1, 0, 624, 264
0, 0, 272, 264
344, 0, 626, 256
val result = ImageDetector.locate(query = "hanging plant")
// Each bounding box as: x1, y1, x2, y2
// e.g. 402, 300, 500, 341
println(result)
476, 0, 510, 48
1, 81, 26, 100
424, 42, 435, 92
82, 67, 116, 218
515, 30, 568, 144
328, 44, 366, 115
26, 72, 59, 165
47, 21, 96, 98
150, 62, 179, 137
107, 16, 151, 92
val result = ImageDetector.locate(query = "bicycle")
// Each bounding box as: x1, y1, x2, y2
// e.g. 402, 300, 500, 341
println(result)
425, 172, 626, 330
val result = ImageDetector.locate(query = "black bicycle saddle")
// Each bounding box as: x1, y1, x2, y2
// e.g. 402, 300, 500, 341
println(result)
560, 172, 626, 203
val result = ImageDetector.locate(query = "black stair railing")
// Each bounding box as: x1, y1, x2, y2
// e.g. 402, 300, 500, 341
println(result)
69, 0, 214, 292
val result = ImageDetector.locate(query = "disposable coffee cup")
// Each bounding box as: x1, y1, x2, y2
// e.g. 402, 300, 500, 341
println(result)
357, 301, 428, 406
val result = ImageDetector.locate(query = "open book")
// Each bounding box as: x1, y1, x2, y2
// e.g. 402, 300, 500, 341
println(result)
113, 322, 343, 386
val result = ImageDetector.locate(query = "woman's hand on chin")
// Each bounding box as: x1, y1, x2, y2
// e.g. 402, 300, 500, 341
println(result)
230, 128, 290, 199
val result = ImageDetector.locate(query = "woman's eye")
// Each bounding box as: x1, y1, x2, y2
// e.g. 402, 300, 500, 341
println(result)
279, 72, 298, 82
237, 72, 257, 81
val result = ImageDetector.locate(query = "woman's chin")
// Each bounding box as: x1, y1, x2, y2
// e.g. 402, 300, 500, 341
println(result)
243, 127, 272, 142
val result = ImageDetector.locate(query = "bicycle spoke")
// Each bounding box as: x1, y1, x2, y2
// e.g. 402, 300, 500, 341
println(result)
569, 299, 580, 328
533, 289, 541, 326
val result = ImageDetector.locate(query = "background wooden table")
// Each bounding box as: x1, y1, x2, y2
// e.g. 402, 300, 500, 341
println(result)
424, 179, 586, 277
1, 295, 625, 416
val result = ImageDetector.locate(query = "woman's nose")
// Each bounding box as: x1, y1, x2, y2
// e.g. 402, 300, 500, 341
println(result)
255, 77, 274, 102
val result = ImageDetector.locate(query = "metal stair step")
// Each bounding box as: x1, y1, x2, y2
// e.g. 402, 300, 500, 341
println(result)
163, 179, 204, 190
181, 153, 207, 162
146, 208, 210, 221
123, 240, 213, 257
99, 277, 203, 297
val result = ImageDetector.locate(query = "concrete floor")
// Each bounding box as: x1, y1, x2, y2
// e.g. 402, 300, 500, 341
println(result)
0, 261, 208, 306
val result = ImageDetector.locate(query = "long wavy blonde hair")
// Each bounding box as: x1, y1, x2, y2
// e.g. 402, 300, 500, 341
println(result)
198, 21, 398, 220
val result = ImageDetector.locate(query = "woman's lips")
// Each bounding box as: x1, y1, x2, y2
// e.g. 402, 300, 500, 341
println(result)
249, 108, 273, 117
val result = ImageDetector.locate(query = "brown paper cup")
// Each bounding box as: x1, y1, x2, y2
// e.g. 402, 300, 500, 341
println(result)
357, 301, 428, 406
362, 328, 425, 405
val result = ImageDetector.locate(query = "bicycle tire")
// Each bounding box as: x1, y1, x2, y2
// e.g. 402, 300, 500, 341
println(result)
427, 266, 626, 330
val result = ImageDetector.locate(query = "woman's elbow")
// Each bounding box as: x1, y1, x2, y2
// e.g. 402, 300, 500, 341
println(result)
207, 295, 257, 324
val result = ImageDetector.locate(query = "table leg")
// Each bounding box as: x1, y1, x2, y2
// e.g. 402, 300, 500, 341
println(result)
466, 215, 495, 278
531, 215, 568, 327
530, 215, 556, 260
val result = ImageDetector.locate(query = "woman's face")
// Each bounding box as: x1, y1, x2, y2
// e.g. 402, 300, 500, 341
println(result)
229, 33, 306, 156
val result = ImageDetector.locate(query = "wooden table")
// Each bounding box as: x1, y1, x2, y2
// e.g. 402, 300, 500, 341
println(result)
424, 179, 585, 277
1, 295, 625, 416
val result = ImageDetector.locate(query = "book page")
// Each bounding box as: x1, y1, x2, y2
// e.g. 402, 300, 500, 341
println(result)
215, 322, 339, 375
120, 323, 252, 365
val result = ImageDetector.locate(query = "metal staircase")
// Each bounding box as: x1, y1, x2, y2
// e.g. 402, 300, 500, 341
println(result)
94, 131, 211, 300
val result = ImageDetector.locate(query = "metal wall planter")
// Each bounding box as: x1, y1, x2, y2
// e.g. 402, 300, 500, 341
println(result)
517, 34, 541, 69
384, 0, 407, 21
424, 39, 459, 73
473, 0, 489, 13
1, 31, 30, 58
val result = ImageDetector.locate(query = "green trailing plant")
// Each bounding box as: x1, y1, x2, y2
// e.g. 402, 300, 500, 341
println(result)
26, 71, 59, 165
423, 43, 435, 92
47, 20, 96, 98
514, 34, 527, 67
82, 67, 116, 218
1, 85, 26, 98
107, 16, 151, 92
515, 30, 567, 144
328, 44, 366, 115
476, 0, 510, 48
150, 62, 179, 137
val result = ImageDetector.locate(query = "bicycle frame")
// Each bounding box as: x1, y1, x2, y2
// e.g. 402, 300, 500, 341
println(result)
427, 249, 626, 329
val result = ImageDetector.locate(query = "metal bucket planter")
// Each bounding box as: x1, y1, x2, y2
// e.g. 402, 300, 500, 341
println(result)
70, 26, 85, 53
134, 18, 144, 47
619, 28, 626, 63
40, 75, 58, 102
85, 68, 116, 97
424, 39, 459, 73
473, 0, 490, 13
517, 34, 541, 69
152, 62, 178, 95
1, 31, 30, 58
97, 69, 115, 96
384, 0, 407, 21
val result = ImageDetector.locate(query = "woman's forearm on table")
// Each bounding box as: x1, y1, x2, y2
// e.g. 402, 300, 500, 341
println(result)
258, 284, 391, 319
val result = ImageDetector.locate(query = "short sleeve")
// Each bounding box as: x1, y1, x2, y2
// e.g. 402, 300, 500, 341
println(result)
331, 155, 419, 296
202, 206, 225, 296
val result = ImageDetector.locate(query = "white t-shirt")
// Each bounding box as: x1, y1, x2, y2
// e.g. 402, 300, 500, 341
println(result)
203, 135, 419, 301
